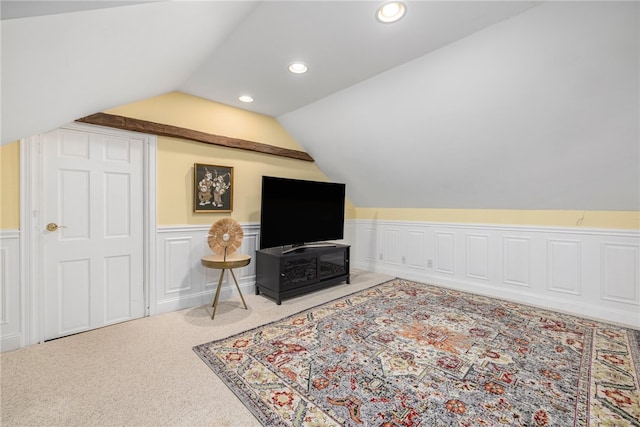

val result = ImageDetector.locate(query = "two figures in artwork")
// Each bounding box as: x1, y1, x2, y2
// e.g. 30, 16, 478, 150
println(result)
198, 167, 231, 207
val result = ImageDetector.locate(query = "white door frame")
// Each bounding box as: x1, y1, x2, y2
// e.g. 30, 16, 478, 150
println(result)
20, 122, 157, 347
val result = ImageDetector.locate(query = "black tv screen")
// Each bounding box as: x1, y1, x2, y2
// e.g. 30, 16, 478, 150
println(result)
259, 176, 346, 249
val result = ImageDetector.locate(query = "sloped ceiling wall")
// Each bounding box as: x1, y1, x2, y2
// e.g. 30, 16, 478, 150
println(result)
0, 1, 259, 143
279, 1, 639, 211
2, 1, 638, 213
2, 1, 540, 143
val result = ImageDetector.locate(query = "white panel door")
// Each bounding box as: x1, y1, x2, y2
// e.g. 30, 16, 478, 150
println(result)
42, 128, 144, 340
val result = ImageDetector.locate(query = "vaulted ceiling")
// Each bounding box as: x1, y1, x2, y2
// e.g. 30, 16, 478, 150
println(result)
2, 1, 638, 211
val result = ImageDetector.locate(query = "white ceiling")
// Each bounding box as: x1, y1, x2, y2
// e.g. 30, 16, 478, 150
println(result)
0, 1, 158, 20
180, 1, 541, 117
2, 0, 540, 141
2, 1, 638, 211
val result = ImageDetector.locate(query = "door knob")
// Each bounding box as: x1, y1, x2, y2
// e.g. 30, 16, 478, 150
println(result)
46, 223, 67, 232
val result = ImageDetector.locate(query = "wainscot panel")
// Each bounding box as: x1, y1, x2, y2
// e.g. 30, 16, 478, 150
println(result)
0, 230, 21, 352
350, 220, 640, 329
155, 224, 259, 315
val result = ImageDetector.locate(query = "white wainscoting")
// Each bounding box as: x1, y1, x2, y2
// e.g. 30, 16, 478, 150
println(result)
155, 223, 355, 315
155, 224, 259, 315
4, 220, 637, 352
350, 220, 640, 329
0, 230, 21, 352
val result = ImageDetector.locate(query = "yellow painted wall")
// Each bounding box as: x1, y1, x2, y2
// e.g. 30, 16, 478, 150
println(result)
355, 208, 639, 230
107, 92, 302, 150
0, 141, 20, 229
107, 92, 354, 225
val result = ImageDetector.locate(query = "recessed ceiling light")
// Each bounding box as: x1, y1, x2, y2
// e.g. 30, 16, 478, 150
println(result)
376, 1, 406, 23
288, 62, 308, 74
238, 95, 254, 103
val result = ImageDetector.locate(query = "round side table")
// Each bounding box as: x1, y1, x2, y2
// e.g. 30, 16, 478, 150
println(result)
201, 253, 251, 319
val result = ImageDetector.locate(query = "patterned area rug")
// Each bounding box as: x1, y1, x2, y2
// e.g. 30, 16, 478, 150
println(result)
193, 279, 640, 426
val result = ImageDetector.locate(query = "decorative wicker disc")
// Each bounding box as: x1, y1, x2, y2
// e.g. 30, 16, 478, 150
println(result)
208, 218, 244, 256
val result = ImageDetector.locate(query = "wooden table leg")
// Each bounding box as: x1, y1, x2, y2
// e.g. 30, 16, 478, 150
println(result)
211, 269, 226, 319
229, 269, 248, 310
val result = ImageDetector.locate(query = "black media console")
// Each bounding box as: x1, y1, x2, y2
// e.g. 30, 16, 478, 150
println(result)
255, 243, 350, 305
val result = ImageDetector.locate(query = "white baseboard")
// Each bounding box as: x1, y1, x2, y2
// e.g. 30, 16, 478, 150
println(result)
353, 261, 639, 328
155, 281, 255, 314
349, 220, 639, 329
0, 333, 22, 353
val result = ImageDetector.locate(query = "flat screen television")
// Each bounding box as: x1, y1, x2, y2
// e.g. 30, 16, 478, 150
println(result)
259, 176, 346, 251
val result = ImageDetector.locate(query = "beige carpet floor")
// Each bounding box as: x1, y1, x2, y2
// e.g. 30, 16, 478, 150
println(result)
0, 270, 393, 427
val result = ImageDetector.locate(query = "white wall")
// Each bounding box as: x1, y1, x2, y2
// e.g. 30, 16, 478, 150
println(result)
280, 1, 639, 211
154, 224, 259, 315
350, 220, 640, 328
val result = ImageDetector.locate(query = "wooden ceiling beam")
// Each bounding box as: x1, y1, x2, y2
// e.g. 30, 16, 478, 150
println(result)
76, 112, 314, 162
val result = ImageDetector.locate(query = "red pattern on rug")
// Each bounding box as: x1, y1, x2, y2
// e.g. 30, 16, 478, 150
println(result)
194, 279, 640, 426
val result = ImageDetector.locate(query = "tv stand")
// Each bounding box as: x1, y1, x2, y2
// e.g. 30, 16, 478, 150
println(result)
282, 242, 337, 254
255, 244, 350, 305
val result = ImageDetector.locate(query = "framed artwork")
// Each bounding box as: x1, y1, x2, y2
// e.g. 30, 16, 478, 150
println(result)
194, 163, 234, 213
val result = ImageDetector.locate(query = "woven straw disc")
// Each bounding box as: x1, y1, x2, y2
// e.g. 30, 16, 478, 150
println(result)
208, 218, 244, 256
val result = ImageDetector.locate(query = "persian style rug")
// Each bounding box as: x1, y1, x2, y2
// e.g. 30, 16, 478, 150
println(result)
193, 279, 640, 426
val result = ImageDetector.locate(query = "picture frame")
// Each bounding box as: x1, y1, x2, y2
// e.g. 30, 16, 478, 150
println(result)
194, 163, 234, 213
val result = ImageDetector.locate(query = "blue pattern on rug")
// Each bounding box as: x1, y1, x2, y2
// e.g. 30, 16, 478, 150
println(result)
194, 279, 640, 426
